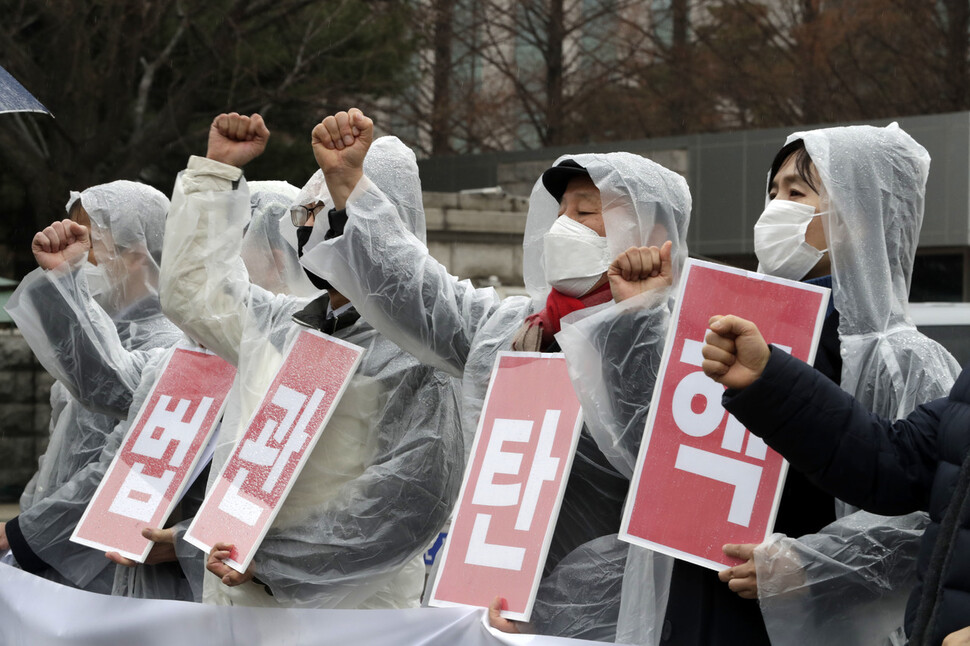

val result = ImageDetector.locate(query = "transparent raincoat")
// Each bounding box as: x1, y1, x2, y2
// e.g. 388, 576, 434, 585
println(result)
551, 157, 689, 645
5, 184, 312, 604
159, 139, 463, 609
301, 151, 691, 639
4, 181, 180, 592
240, 181, 315, 299
112, 183, 309, 602
752, 124, 962, 646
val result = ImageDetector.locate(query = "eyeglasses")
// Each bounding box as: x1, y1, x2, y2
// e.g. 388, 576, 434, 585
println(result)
290, 202, 326, 227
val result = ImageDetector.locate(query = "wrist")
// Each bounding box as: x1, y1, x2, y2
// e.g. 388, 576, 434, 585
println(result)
206, 153, 243, 168
325, 170, 363, 210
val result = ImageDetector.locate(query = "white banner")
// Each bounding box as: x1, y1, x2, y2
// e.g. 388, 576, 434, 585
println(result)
0, 563, 617, 646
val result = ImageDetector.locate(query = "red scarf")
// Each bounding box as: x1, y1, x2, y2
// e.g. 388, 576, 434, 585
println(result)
514, 282, 613, 351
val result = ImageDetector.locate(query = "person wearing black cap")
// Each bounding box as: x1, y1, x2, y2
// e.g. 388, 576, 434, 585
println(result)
300, 108, 692, 641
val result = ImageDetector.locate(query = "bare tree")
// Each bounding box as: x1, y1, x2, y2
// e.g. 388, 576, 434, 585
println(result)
0, 0, 415, 276
405, 0, 647, 151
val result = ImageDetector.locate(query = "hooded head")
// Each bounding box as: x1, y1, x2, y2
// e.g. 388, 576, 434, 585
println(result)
773, 124, 961, 420
66, 180, 169, 318
523, 152, 691, 307
291, 136, 426, 244
243, 180, 316, 297
754, 139, 830, 281
785, 123, 928, 336
359, 136, 426, 244
293, 136, 427, 292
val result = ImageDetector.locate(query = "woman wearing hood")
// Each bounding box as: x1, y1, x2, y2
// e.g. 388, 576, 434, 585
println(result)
2, 181, 182, 593
702, 123, 964, 646
300, 109, 691, 640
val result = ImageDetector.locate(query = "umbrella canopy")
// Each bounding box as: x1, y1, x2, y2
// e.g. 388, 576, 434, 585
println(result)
0, 65, 51, 115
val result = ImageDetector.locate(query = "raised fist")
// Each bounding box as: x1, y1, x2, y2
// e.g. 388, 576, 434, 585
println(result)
701, 315, 771, 390
608, 241, 674, 303
206, 112, 270, 168
32, 219, 91, 270
311, 108, 374, 209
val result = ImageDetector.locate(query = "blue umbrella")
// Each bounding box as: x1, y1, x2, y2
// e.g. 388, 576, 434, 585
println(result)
0, 65, 51, 115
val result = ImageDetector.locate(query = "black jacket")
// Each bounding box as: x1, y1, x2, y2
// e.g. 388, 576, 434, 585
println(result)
724, 347, 970, 646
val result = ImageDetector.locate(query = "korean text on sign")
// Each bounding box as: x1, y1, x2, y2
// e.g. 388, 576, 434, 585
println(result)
72, 346, 236, 561
620, 259, 829, 570
429, 352, 583, 622
184, 329, 363, 572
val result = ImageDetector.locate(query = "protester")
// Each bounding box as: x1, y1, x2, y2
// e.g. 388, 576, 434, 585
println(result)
667, 123, 957, 646
730, 124, 961, 645
105, 182, 308, 602
701, 309, 970, 645
697, 125, 968, 646
0, 182, 181, 593
159, 112, 464, 609
300, 108, 691, 639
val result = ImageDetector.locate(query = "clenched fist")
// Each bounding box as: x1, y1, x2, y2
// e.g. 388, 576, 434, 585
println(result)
32, 219, 91, 270
608, 241, 673, 303
311, 108, 374, 209
207, 112, 270, 168
701, 315, 771, 390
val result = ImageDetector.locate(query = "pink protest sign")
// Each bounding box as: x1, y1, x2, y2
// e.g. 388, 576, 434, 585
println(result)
429, 352, 583, 622
184, 329, 363, 572
620, 259, 829, 570
71, 346, 236, 561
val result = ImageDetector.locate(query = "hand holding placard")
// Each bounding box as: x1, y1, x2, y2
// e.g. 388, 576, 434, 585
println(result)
620, 260, 829, 570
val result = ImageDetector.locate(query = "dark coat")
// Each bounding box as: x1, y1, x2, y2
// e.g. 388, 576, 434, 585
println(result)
724, 347, 970, 646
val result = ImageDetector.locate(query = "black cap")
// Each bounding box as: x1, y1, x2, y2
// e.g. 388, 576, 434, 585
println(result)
541, 159, 590, 203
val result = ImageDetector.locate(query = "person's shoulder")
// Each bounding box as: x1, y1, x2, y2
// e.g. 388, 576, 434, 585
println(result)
491, 294, 533, 325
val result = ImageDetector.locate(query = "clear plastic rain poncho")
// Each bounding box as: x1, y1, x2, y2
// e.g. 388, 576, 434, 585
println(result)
9, 184, 314, 604
159, 138, 463, 610
550, 156, 690, 645
301, 151, 691, 640
4, 181, 181, 592
241, 181, 316, 298
752, 124, 962, 646
113, 182, 309, 603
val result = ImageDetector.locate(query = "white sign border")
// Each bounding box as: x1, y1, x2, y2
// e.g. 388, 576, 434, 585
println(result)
70, 344, 234, 562
428, 351, 584, 622
618, 258, 830, 570
183, 328, 364, 573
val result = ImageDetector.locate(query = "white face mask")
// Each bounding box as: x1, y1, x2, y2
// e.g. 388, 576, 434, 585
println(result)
543, 216, 610, 298
754, 200, 828, 281
82, 262, 122, 317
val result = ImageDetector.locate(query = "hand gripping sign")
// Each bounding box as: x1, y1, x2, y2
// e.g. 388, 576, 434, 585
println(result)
429, 352, 583, 622
620, 259, 829, 570
71, 346, 236, 561
185, 329, 363, 573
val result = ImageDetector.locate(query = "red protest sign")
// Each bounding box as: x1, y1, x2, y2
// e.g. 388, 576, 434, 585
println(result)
71, 346, 236, 561
429, 352, 583, 622
621, 259, 829, 570
184, 329, 363, 572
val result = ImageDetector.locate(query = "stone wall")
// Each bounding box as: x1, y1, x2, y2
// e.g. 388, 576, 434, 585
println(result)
424, 190, 529, 289
0, 328, 52, 502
